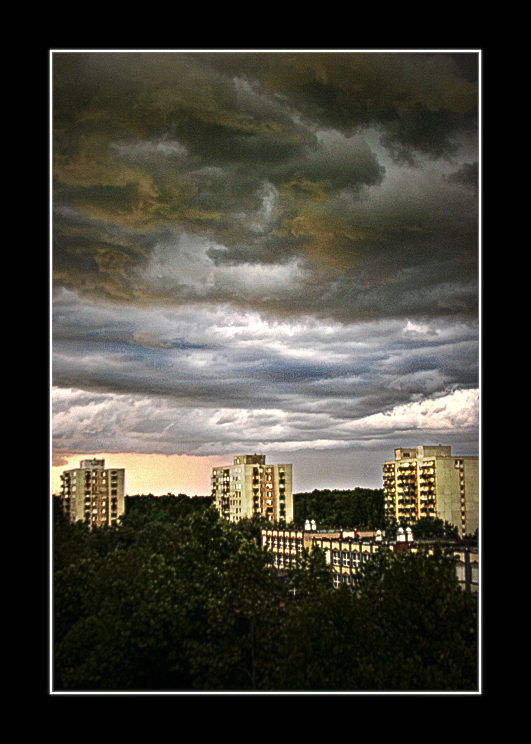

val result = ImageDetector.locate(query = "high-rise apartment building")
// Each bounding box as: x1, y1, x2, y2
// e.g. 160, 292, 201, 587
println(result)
383, 446, 479, 537
211, 454, 293, 523
59, 458, 125, 527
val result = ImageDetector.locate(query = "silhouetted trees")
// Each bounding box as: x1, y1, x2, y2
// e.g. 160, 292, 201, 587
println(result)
53, 493, 478, 692
411, 516, 459, 540
293, 488, 386, 530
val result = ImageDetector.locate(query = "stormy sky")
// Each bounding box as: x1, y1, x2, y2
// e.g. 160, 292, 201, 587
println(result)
51, 50, 480, 494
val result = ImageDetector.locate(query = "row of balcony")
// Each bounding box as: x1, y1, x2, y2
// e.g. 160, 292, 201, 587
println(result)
62, 475, 119, 483
62, 493, 119, 501
384, 472, 434, 480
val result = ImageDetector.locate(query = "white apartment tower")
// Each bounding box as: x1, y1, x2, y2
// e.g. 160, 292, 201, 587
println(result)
383, 446, 479, 537
59, 458, 125, 527
211, 454, 293, 523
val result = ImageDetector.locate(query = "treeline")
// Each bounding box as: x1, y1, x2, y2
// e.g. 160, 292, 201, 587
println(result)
53, 495, 478, 692
124, 493, 214, 518
293, 488, 386, 530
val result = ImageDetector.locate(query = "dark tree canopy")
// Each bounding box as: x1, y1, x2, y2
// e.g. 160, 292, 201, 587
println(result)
53, 493, 478, 692
293, 488, 386, 530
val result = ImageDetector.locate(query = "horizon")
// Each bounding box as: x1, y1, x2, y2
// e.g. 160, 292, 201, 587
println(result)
51, 441, 479, 498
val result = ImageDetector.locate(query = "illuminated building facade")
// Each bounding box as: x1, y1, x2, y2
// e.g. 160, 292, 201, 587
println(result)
383, 446, 479, 537
211, 454, 293, 523
260, 526, 478, 594
260, 527, 384, 586
59, 458, 125, 527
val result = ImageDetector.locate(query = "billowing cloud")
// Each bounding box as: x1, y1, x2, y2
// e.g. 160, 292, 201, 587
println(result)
53, 51, 478, 319
52, 50, 480, 490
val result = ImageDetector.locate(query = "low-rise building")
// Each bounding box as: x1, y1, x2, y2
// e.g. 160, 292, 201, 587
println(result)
260, 526, 478, 594
261, 527, 385, 586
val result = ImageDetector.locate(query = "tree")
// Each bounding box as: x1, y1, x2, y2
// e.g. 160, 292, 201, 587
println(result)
53, 493, 477, 692
231, 514, 270, 545
184, 535, 286, 690
54, 548, 192, 690
412, 517, 459, 540
269, 545, 338, 691
54, 505, 288, 691
352, 544, 478, 691
286, 544, 334, 601
293, 488, 385, 530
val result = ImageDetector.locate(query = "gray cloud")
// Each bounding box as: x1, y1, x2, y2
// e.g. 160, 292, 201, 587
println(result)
52, 289, 478, 424
53, 51, 478, 319
52, 50, 480, 485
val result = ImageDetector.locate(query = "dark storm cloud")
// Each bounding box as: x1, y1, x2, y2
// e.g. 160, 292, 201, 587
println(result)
52, 50, 480, 470
195, 51, 477, 146
445, 161, 479, 192
53, 50, 478, 323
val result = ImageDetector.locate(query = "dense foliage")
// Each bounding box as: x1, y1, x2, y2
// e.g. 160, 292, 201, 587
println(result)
293, 488, 386, 530
410, 516, 460, 540
53, 495, 478, 692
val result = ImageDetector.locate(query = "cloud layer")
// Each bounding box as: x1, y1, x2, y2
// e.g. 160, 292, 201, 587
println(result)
52, 50, 479, 489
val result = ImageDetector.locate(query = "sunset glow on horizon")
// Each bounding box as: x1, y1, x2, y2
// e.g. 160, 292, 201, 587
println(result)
51, 452, 229, 497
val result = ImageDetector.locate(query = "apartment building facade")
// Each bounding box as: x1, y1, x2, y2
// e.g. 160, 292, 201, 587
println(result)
383, 446, 479, 537
59, 458, 125, 527
261, 526, 478, 594
211, 454, 293, 523
261, 527, 384, 587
